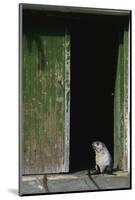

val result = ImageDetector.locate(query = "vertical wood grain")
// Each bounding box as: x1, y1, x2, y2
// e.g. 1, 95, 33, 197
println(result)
64, 26, 70, 172
114, 21, 129, 171
22, 19, 70, 174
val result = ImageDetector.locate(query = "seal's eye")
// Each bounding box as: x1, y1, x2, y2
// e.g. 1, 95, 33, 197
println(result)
96, 142, 99, 146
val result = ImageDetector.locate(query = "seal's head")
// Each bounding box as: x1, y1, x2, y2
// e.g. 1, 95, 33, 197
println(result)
92, 141, 106, 153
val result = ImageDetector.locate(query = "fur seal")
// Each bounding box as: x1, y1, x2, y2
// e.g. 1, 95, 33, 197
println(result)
92, 141, 113, 174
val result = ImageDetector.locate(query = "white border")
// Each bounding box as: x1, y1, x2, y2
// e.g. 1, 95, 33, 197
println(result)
0, 1, 134, 200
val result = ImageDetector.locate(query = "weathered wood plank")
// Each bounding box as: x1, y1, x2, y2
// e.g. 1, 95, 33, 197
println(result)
22, 18, 69, 174
123, 24, 130, 171
64, 26, 70, 172
114, 20, 130, 171
20, 172, 130, 195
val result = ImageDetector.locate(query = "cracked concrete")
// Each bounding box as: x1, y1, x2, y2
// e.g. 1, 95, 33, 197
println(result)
19, 170, 130, 195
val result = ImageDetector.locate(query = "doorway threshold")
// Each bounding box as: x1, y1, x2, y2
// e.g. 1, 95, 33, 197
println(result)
20, 170, 130, 195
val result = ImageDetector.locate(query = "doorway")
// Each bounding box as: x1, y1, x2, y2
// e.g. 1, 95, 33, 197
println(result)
70, 16, 120, 172
21, 8, 130, 175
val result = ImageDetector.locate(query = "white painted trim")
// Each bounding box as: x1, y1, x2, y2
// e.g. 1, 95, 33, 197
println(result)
64, 26, 70, 172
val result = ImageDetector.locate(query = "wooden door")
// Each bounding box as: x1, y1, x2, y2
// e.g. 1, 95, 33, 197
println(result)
22, 15, 70, 174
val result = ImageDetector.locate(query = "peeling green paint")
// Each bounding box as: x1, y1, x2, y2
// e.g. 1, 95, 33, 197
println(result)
22, 18, 69, 174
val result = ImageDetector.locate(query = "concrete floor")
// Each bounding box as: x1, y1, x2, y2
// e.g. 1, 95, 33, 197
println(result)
20, 170, 131, 196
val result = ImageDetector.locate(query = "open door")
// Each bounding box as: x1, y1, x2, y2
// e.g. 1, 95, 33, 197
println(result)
22, 11, 70, 174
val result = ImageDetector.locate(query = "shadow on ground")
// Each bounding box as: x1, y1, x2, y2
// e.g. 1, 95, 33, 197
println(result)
7, 188, 18, 196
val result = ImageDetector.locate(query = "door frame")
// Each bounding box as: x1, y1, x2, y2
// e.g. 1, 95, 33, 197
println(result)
64, 27, 70, 172
114, 17, 131, 172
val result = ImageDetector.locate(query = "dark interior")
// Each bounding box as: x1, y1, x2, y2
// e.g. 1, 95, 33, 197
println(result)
70, 16, 120, 172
